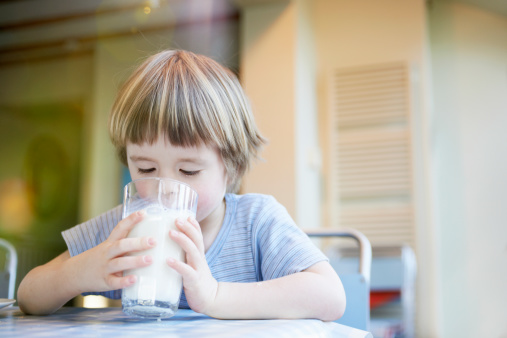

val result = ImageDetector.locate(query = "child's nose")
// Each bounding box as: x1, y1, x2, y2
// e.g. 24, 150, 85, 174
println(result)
158, 170, 177, 181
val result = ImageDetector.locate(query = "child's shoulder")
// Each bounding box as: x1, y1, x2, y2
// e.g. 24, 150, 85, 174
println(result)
226, 193, 288, 220
227, 192, 278, 208
225, 193, 297, 236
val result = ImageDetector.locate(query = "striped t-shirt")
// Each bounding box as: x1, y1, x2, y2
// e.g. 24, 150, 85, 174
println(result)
62, 193, 328, 308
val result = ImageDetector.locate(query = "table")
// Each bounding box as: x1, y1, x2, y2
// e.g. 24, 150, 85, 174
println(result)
0, 306, 372, 337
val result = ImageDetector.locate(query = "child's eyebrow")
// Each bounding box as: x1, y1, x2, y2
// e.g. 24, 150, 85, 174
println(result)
178, 157, 205, 165
129, 155, 204, 164
129, 155, 155, 162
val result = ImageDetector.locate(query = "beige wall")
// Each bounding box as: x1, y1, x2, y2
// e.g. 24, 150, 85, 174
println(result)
240, 1, 297, 213
429, 2, 507, 337
240, 0, 322, 230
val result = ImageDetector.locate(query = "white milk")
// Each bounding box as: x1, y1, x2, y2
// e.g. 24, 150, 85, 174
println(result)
123, 208, 190, 305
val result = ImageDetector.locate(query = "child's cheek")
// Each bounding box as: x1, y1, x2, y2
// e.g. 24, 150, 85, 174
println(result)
195, 195, 209, 222
194, 190, 222, 224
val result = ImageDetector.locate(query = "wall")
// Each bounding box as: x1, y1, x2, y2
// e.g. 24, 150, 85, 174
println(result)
429, 2, 507, 337
311, 0, 437, 336
240, 0, 322, 230
294, 0, 321, 230
240, 1, 297, 214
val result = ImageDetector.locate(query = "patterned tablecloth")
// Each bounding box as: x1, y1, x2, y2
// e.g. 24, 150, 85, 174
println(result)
0, 306, 372, 337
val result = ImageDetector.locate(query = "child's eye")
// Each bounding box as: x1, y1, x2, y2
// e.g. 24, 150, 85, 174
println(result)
180, 169, 200, 176
138, 168, 155, 174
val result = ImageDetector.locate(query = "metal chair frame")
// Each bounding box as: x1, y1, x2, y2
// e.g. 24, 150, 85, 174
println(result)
304, 227, 372, 331
0, 238, 18, 299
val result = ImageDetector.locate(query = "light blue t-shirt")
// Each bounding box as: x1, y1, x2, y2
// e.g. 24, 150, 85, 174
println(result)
62, 193, 328, 308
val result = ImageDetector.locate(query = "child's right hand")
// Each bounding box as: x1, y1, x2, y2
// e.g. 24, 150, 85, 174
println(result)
71, 210, 155, 293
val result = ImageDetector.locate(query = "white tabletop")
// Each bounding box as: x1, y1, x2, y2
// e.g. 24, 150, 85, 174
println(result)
0, 306, 372, 337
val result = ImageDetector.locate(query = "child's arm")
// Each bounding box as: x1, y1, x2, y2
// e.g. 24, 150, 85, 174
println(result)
17, 211, 154, 315
210, 261, 344, 321
167, 217, 346, 321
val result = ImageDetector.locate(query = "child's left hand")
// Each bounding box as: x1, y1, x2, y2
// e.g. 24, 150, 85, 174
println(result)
166, 217, 218, 314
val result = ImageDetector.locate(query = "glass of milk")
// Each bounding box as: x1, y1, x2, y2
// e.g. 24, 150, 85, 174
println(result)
121, 177, 198, 319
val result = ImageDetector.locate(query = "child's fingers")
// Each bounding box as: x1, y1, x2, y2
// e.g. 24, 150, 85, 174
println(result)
107, 255, 153, 274
166, 257, 195, 281
107, 236, 156, 258
109, 210, 145, 241
175, 217, 204, 255
105, 274, 137, 290
169, 230, 202, 268
187, 216, 202, 234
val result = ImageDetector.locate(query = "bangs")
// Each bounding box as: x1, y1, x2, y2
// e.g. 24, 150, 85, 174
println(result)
110, 51, 231, 151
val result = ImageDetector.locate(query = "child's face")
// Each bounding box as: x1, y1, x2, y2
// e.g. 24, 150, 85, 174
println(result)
126, 135, 228, 226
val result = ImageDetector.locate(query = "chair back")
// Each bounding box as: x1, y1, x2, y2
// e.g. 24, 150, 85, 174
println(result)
0, 238, 18, 299
305, 228, 372, 331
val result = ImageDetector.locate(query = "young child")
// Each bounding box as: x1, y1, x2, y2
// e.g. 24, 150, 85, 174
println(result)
17, 50, 346, 320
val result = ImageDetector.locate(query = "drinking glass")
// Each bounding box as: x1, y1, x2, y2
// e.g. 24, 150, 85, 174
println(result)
121, 177, 198, 319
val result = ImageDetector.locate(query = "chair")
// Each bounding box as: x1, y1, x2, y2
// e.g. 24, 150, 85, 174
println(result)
0, 238, 18, 299
305, 228, 372, 331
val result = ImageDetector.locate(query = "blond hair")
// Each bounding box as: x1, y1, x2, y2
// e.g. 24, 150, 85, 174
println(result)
108, 50, 266, 193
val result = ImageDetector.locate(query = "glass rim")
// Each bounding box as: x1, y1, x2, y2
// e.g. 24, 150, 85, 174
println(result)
124, 177, 197, 195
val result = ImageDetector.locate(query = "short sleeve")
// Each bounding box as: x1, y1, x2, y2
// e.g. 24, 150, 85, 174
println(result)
62, 205, 122, 257
61, 205, 123, 299
253, 197, 328, 280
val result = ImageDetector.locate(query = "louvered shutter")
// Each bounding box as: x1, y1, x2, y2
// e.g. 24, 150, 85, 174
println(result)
330, 62, 415, 247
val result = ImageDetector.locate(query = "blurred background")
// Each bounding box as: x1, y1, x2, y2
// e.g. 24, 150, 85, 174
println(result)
0, 0, 506, 337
